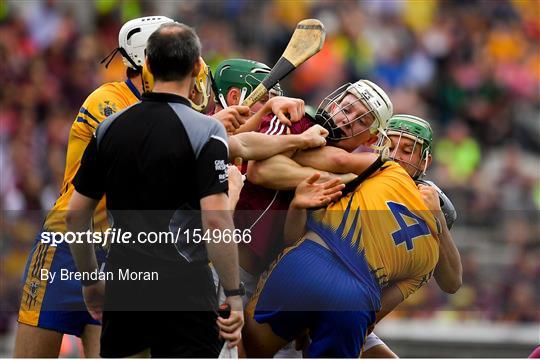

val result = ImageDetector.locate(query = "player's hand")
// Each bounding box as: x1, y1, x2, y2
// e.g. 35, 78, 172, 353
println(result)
266, 96, 305, 126
213, 106, 250, 134
82, 280, 105, 321
299, 124, 328, 149
217, 296, 244, 348
227, 165, 245, 210
291, 173, 345, 209
337, 172, 357, 184
418, 184, 444, 220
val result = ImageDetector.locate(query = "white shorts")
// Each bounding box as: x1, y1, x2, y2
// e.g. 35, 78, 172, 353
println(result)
364, 332, 385, 351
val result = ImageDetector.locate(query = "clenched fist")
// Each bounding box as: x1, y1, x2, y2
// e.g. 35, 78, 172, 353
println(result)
213, 105, 250, 134
299, 125, 329, 149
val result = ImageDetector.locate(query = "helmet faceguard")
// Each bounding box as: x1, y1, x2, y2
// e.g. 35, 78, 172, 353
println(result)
189, 59, 212, 112
142, 57, 211, 111
101, 16, 174, 70
385, 114, 433, 179
313, 80, 393, 142
213, 58, 283, 108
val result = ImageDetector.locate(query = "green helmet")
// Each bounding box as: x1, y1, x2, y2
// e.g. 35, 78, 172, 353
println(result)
386, 114, 433, 178
213, 58, 282, 107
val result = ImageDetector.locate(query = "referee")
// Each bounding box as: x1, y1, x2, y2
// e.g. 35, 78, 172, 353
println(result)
67, 22, 243, 357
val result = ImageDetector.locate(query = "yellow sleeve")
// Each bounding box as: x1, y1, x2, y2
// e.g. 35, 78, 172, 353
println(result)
395, 272, 433, 300
64, 85, 129, 182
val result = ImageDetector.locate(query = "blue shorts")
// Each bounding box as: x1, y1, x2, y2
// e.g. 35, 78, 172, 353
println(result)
252, 240, 380, 358
18, 231, 107, 337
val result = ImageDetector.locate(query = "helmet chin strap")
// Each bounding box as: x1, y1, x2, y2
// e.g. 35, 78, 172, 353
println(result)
218, 93, 229, 109
238, 87, 248, 105
101, 47, 139, 70
419, 152, 430, 178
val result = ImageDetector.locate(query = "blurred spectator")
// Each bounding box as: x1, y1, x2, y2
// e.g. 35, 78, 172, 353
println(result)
435, 120, 481, 185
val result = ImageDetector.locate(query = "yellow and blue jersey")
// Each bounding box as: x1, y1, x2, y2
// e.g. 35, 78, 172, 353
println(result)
307, 161, 439, 300
18, 79, 140, 334
249, 161, 439, 357
44, 79, 140, 232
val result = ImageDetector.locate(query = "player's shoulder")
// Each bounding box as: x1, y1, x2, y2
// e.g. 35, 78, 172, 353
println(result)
168, 102, 227, 151
379, 161, 410, 180
86, 81, 133, 103
362, 161, 417, 195
172, 102, 224, 129
79, 81, 135, 123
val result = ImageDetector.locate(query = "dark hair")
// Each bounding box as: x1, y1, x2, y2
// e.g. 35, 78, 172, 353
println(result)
126, 67, 141, 79
146, 23, 201, 82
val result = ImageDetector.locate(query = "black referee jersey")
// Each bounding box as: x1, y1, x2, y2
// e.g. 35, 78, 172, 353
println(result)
73, 92, 229, 267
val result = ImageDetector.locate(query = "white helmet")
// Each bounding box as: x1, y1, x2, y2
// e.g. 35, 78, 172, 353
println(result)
117, 16, 174, 69
345, 80, 393, 133
314, 79, 393, 141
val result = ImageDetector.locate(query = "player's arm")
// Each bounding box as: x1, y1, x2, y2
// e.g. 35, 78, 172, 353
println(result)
66, 192, 100, 273
248, 154, 356, 190
375, 284, 404, 323
228, 124, 327, 161
67, 135, 104, 272
201, 194, 238, 292
376, 272, 431, 324
67, 135, 106, 320
200, 193, 243, 347
418, 184, 462, 294
433, 224, 462, 293
247, 155, 337, 190
247, 147, 364, 190
293, 146, 379, 176
197, 125, 243, 346
283, 173, 344, 245
234, 96, 305, 134
227, 165, 244, 210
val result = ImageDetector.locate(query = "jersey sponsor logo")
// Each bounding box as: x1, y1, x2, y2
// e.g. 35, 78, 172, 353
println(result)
98, 101, 118, 118
215, 160, 227, 171
215, 160, 228, 183
219, 172, 228, 183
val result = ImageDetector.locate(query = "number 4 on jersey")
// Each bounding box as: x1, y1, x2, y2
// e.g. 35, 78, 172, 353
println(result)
387, 201, 430, 251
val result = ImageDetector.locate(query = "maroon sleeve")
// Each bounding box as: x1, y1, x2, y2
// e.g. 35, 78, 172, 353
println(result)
259, 114, 314, 136
289, 116, 314, 135
258, 114, 285, 135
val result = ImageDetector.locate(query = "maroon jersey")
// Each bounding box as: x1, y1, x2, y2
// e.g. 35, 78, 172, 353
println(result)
235, 114, 313, 263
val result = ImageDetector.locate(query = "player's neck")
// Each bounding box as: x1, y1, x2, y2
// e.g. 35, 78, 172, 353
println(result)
131, 77, 144, 95
152, 79, 192, 99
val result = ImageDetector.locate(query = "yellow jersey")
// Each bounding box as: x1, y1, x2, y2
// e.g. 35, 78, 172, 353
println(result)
44, 79, 140, 232
307, 161, 439, 300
